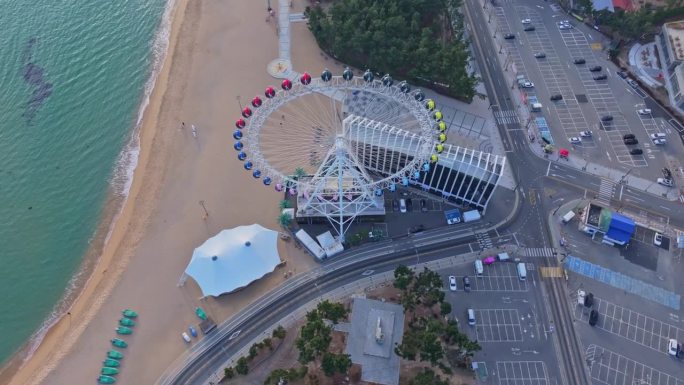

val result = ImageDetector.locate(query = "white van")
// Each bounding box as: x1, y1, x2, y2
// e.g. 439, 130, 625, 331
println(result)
561, 211, 575, 223
531, 102, 543, 112
497, 252, 511, 262
474, 260, 484, 277
467, 308, 476, 326
517, 263, 527, 281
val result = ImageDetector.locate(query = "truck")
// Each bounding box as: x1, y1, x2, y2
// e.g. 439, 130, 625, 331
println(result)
561, 211, 575, 224
463, 210, 482, 223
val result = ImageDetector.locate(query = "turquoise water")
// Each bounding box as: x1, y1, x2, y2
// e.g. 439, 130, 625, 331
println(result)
0, 0, 169, 365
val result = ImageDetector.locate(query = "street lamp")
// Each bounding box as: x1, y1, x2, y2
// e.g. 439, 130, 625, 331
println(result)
619, 168, 633, 184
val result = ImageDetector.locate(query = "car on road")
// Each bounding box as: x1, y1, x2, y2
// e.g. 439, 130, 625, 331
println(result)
589, 310, 599, 326
568, 137, 581, 144
534, 52, 546, 58
522, 81, 534, 88
550, 94, 563, 101
504, 33, 515, 39
653, 138, 666, 145
449, 275, 457, 291
420, 199, 427, 212
524, 26, 536, 31
462, 276, 471, 292
617, 70, 628, 78
392, 199, 399, 212
522, 18, 532, 24
657, 178, 673, 187
623, 133, 636, 140
593, 74, 608, 80
409, 224, 425, 234
573, 58, 586, 64
637, 108, 652, 115
654, 232, 663, 246
650, 133, 666, 139
623, 138, 638, 145
579, 131, 592, 137
629, 148, 643, 155
589, 65, 602, 72
399, 198, 407, 213
668, 339, 679, 357
601, 115, 613, 122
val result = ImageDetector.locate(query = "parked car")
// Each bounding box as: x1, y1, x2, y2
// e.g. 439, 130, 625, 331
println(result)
573, 58, 586, 64
449, 275, 457, 291
420, 199, 427, 212
628, 79, 638, 88
550, 94, 563, 101
623, 133, 636, 140
463, 276, 471, 292
409, 224, 425, 234
521, 18, 532, 24
637, 108, 652, 115
522, 81, 534, 88
654, 232, 663, 246
623, 138, 638, 145
629, 148, 643, 155
589, 65, 602, 72
399, 198, 407, 213
559, 24, 572, 29
579, 131, 592, 137
601, 115, 613, 122
657, 178, 673, 187
392, 199, 399, 212
182, 332, 191, 343
650, 133, 666, 139
504, 33, 515, 39
568, 137, 581, 144
483, 256, 496, 265
524, 26, 536, 31
617, 71, 628, 78
668, 339, 679, 357
593, 74, 607, 80
589, 310, 599, 326
534, 52, 546, 58
406, 198, 413, 212
653, 138, 666, 145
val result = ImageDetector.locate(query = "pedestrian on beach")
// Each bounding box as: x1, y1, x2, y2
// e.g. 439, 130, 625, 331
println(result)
181, 121, 185, 130
191, 124, 198, 138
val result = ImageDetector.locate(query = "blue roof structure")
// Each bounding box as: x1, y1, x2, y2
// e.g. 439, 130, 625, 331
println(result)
605, 213, 635, 244
445, 209, 461, 224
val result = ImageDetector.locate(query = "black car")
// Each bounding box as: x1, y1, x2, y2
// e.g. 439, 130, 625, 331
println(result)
420, 199, 428, 212
623, 133, 636, 140
504, 33, 515, 39
601, 115, 613, 122
524, 26, 536, 31
589, 309, 599, 326
589, 65, 602, 72
534, 52, 546, 58
593, 74, 608, 80
623, 138, 638, 145
409, 224, 425, 233
463, 276, 471, 292
392, 199, 399, 212
617, 70, 628, 78
630, 148, 643, 155
406, 198, 413, 212
573, 58, 586, 64
550, 94, 563, 101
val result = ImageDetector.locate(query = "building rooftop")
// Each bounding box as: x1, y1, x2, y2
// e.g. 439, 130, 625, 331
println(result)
344, 298, 404, 385
664, 21, 684, 62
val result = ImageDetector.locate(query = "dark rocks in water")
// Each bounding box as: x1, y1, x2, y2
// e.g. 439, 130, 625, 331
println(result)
20, 37, 53, 124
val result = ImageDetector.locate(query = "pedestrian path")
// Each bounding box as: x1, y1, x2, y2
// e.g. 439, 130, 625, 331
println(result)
476, 232, 494, 249
521, 247, 556, 258
596, 179, 615, 206
493, 110, 519, 124
564, 256, 681, 310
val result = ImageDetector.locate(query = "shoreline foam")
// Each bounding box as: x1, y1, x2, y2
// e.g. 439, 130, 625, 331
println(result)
0, 0, 184, 382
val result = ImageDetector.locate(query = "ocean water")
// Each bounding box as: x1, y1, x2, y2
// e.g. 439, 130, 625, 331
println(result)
0, 0, 170, 365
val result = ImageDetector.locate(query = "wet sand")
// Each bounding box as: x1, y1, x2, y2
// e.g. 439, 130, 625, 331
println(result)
1, 0, 339, 384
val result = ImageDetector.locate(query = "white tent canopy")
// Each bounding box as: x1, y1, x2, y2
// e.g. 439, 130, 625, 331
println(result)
184, 224, 281, 297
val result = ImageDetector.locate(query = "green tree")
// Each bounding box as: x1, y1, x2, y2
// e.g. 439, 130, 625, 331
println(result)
321, 353, 337, 376
440, 301, 452, 316
272, 325, 287, 339
263, 337, 273, 350
335, 353, 352, 374
235, 356, 249, 375
223, 366, 235, 379
393, 265, 415, 290
279, 199, 292, 209
419, 331, 444, 364
317, 300, 348, 324
294, 167, 306, 179
278, 212, 292, 228
409, 368, 448, 385
248, 343, 259, 360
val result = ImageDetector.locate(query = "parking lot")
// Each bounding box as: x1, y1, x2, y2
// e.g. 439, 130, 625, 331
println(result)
453, 262, 531, 292
475, 309, 524, 342
496, 361, 549, 385
574, 295, 684, 354
587, 345, 684, 385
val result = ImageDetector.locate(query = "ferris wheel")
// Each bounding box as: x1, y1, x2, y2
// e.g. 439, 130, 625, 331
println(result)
233, 68, 449, 241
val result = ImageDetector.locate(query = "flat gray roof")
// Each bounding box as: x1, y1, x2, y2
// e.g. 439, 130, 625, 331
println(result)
346, 298, 404, 385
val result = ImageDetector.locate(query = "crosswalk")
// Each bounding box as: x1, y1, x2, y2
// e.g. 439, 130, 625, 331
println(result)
540, 266, 563, 278
522, 247, 556, 257
493, 110, 520, 124
476, 232, 494, 249
596, 179, 615, 206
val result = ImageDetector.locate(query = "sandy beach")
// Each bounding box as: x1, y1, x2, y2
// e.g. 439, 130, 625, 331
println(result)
0, 0, 347, 384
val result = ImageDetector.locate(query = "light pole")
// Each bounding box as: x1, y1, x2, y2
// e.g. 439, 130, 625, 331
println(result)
619, 168, 633, 184
199, 200, 209, 219
236, 95, 242, 111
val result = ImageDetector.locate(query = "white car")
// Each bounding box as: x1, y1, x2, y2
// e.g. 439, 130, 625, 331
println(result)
522, 18, 532, 24
182, 332, 191, 343
668, 339, 679, 356
653, 138, 666, 145
449, 275, 457, 291
654, 232, 663, 246
522, 82, 534, 88
568, 137, 581, 144
650, 133, 666, 139
657, 178, 673, 187
579, 131, 592, 137
559, 24, 571, 30
637, 108, 652, 115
